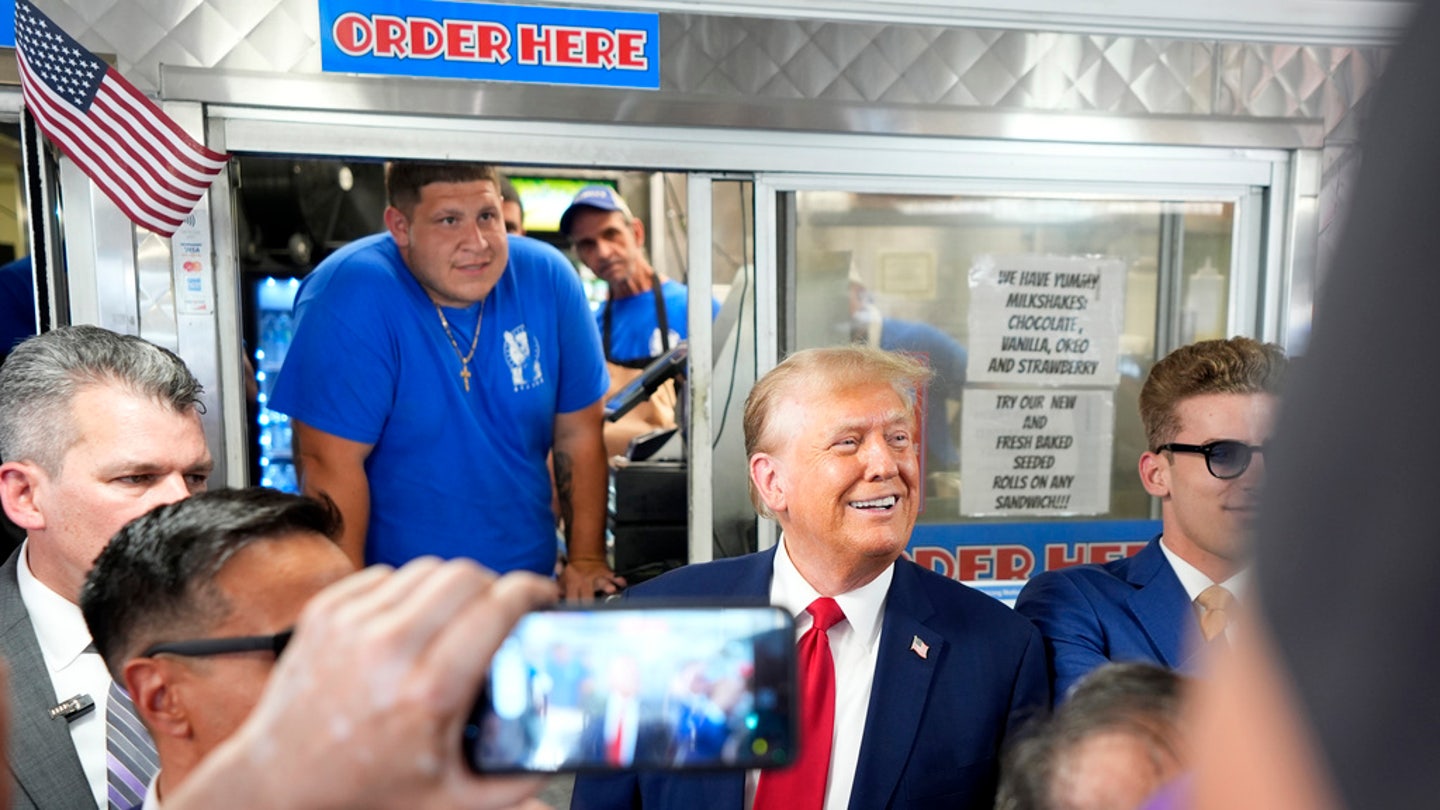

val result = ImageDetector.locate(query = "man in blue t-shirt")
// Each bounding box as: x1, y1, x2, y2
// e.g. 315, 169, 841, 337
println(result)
560, 186, 719, 455
270, 162, 622, 600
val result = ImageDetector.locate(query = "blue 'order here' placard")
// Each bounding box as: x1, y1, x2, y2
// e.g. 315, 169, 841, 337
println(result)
0, 0, 14, 49
318, 0, 660, 90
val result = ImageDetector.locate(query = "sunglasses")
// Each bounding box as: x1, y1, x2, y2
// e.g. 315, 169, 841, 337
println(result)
1154, 440, 1265, 480
140, 628, 293, 660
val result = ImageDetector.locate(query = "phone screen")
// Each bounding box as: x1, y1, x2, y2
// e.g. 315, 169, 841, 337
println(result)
464, 604, 796, 774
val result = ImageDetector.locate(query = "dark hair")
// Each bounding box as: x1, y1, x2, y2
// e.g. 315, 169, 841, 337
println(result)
80, 487, 342, 679
0, 325, 203, 473
1140, 336, 1287, 450
498, 175, 523, 217
996, 663, 1187, 810
385, 161, 501, 216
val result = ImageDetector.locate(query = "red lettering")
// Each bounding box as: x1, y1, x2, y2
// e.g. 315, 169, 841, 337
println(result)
373, 14, 407, 58
1090, 543, 1125, 563
1123, 542, 1147, 558
1045, 542, 1085, 571
616, 30, 647, 69
445, 19, 478, 60
332, 12, 373, 56
517, 24, 549, 65
476, 23, 511, 64
911, 547, 956, 579
585, 29, 617, 68
410, 18, 443, 59
553, 27, 584, 65
958, 547, 994, 580
993, 545, 1035, 580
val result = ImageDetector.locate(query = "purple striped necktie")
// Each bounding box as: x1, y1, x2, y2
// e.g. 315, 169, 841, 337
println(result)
106, 679, 158, 810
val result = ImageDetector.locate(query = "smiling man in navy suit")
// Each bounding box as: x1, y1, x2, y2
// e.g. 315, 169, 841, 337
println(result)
572, 345, 1048, 810
1015, 337, 1287, 704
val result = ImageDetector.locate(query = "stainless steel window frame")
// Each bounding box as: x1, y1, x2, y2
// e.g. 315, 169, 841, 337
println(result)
204, 104, 1315, 558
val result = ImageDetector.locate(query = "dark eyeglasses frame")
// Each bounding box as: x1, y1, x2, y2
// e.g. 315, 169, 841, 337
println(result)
1154, 440, 1264, 480
140, 628, 293, 659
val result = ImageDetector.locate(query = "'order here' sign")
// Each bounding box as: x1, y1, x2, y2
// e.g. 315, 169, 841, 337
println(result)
319, 0, 660, 90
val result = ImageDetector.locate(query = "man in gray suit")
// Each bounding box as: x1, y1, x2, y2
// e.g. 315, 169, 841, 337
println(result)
0, 325, 213, 809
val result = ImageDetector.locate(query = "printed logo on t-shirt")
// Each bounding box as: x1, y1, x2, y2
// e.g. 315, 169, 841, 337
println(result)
503, 324, 544, 391
648, 328, 683, 358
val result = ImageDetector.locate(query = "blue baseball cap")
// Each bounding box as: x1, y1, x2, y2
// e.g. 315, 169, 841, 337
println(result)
558, 185, 632, 237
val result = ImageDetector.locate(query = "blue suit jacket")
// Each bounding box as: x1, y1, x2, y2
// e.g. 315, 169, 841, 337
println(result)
1014, 536, 1202, 703
571, 547, 1049, 810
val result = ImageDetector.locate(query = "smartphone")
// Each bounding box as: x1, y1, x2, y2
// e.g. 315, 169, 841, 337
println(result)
463, 603, 796, 774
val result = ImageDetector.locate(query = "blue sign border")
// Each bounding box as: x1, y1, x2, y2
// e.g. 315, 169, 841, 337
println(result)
318, 0, 660, 90
0, 1, 14, 49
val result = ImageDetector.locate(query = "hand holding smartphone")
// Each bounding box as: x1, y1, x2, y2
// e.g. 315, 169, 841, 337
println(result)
463, 603, 796, 774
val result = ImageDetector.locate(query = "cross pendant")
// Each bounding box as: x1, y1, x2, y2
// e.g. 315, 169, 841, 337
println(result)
460, 365, 472, 392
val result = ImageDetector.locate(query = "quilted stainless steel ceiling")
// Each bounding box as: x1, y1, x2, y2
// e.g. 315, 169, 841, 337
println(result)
41, 0, 1382, 139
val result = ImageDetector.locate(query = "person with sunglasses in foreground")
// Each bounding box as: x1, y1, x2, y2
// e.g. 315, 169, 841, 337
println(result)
80, 488, 356, 809
1016, 337, 1286, 704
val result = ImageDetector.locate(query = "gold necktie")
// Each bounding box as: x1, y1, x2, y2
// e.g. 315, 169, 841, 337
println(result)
1196, 584, 1234, 643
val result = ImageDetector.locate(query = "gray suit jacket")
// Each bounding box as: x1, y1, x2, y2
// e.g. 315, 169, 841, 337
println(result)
1, 548, 98, 809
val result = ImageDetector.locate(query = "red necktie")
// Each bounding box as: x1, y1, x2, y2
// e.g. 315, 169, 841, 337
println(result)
754, 597, 846, 810
607, 704, 626, 766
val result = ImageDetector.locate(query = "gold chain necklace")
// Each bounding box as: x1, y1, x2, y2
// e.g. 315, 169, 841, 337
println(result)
434, 301, 482, 392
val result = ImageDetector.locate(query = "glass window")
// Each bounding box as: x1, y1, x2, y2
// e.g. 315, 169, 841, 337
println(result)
788, 191, 1235, 524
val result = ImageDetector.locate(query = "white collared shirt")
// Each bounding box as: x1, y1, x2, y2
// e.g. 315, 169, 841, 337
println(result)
750, 535, 893, 810
17, 541, 114, 809
1158, 537, 1248, 642
142, 773, 163, 810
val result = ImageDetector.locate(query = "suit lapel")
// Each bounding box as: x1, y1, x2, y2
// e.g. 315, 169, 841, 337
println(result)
0, 554, 96, 809
731, 545, 779, 598
847, 563, 940, 810
1123, 540, 1193, 668
686, 548, 772, 807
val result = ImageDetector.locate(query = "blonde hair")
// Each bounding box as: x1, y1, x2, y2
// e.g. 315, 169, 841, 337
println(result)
743, 345, 933, 517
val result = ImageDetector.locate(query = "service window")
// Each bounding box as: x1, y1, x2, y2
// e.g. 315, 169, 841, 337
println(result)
786, 190, 1240, 585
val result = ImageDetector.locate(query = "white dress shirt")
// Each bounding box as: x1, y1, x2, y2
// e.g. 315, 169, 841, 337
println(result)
750, 535, 893, 810
17, 542, 114, 809
1159, 536, 1248, 642
142, 773, 162, 810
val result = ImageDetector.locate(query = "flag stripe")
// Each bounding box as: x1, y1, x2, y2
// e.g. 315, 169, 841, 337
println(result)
86, 88, 216, 202
93, 90, 221, 195
17, 55, 187, 232
100, 65, 227, 168
13, 0, 226, 238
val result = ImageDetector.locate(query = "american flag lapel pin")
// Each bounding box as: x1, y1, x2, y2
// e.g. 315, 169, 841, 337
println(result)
910, 635, 930, 660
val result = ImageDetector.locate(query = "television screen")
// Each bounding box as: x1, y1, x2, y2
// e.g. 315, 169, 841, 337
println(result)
509, 176, 617, 234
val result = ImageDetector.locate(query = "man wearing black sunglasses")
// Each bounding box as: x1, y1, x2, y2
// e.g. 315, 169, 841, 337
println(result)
78, 488, 355, 809
1016, 337, 1286, 704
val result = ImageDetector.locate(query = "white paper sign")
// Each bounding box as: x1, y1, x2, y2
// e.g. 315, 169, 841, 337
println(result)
960, 388, 1114, 517
966, 255, 1125, 386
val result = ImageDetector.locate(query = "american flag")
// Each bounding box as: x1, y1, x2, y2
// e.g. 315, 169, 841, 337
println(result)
13, 0, 228, 237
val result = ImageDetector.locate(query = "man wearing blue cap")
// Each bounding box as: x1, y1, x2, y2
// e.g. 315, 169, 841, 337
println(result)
560, 186, 720, 457
560, 186, 718, 370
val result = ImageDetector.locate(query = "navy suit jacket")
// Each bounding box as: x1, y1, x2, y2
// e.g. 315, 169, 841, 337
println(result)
571, 547, 1049, 810
0, 549, 97, 809
1014, 536, 1203, 703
